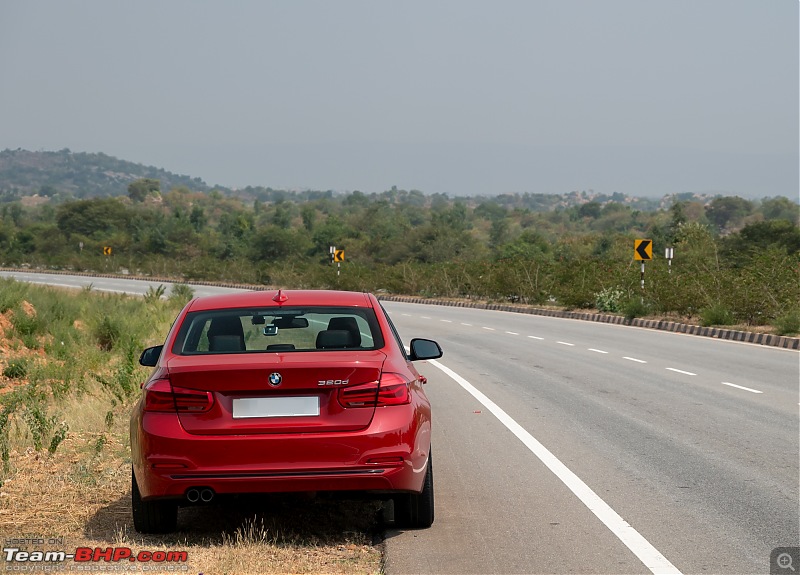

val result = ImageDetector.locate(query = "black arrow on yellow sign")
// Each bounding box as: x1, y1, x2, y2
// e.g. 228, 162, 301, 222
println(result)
333, 249, 345, 262
103, 246, 112, 256
634, 239, 652, 261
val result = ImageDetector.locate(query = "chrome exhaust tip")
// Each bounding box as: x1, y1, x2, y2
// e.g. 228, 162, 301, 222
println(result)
186, 488, 200, 503
200, 488, 214, 503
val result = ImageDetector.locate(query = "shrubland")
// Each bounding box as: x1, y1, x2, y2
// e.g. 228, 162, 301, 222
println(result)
0, 183, 797, 333
0, 279, 381, 574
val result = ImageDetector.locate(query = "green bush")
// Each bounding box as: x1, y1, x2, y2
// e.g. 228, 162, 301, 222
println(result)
92, 316, 122, 351
168, 283, 195, 305
773, 309, 800, 336
10, 306, 46, 349
0, 279, 28, 313
621, 297, 649, 321
3, 358, 29, 379
699, 304, 735, 327
595, 287, 624, 313
143, 284, 167, 303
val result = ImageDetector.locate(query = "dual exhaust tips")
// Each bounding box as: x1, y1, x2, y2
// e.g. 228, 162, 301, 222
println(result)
185, 487, 215, 503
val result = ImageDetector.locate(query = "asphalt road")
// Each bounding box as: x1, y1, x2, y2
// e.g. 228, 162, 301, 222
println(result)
382, 302, 799, 575
2, 272, 797, 573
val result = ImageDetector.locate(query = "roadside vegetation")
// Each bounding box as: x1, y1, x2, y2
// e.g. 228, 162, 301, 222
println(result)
0, 279, 381, 574
0, 177, 798, 334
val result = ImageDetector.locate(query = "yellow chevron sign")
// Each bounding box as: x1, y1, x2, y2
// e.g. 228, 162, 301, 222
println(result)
634, 239, 652, 261
333, 250, 345, 262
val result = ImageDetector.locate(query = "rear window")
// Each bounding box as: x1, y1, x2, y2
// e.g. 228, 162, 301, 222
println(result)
172, 307, 384, 354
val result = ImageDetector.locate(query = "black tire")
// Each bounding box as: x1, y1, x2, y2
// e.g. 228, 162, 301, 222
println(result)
394, 452, 434, 528
131, 468, 178, 534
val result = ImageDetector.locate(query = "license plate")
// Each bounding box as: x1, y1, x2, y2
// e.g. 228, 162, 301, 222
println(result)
232, 396, 320, 419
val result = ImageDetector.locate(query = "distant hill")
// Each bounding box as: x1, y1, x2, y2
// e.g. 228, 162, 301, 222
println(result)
0, 148, 734, 213
0, 148, 217, 200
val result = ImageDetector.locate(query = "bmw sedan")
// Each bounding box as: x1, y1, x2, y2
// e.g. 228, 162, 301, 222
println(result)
130, 289, 442, 533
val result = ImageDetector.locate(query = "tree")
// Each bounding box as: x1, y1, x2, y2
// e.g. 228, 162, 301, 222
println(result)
56, 198, 129, 238
760, 197, 799, 223
128, 178, 161, 203
705, 196, 753, 231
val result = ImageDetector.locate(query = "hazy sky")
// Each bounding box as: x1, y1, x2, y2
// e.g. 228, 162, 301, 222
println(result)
1, 1, 797, 198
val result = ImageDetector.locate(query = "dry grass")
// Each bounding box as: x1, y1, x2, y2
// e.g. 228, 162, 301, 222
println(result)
1, 398, 383, 574
0, 288, 384, 574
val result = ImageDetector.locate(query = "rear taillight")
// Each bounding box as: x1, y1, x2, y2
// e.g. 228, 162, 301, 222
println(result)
337, 373, 410, 408
143, 378, 214, 413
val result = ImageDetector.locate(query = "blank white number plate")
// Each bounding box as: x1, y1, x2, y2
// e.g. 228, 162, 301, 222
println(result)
232, 396, 320, 419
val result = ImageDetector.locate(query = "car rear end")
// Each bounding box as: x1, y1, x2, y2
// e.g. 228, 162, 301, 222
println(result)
130, 291, 432, 531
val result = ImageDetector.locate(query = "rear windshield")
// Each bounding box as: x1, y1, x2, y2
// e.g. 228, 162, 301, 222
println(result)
172, 307, 384, 354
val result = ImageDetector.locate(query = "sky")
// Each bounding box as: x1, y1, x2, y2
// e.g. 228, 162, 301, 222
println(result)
1, 1, 797, 199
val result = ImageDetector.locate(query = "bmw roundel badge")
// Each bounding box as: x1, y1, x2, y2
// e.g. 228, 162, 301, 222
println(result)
268, 372, 282, 387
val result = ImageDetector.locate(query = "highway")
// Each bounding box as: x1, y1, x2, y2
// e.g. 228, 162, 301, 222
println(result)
2, 272, 798, 573
382, 302, 799, 574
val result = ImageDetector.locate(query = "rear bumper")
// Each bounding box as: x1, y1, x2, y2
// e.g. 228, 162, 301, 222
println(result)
131, 403, 430, 500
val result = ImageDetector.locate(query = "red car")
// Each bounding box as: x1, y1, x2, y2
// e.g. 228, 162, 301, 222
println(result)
130, 289, 442, 533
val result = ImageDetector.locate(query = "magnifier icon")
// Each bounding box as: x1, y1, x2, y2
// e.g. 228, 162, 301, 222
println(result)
778, 553, 796, 572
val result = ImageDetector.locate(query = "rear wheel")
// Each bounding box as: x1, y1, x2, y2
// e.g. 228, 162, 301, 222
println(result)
131, 468, 178, 534
394, 452, 434, 528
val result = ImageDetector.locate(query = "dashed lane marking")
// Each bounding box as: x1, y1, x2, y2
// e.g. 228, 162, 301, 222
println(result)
428, 359, 682, 575
666, 368, 697, 376
721, 382, 763, 394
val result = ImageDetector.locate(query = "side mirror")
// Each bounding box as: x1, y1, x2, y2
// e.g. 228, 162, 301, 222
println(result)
139, 345, 163, 367
409, 338, 443, 361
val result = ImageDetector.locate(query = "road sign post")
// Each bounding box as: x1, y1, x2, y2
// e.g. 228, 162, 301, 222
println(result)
665, 247, 674, 274
329, 247, 345, 278
634, 239, 652, 301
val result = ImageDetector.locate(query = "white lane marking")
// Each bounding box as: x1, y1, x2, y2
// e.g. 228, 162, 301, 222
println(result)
441, 320, 453, 323
24, 280, 136, 295
401, 314, 411, 317
589, 349, 609, 354
429, 359, 682, 575
666, 368, 696, 376
482, 327, 495, 331
624, 357, 647, 364
721, 382, 763, 394
528, 335, 544, 340
506, 331, 519, 335
461, 323, 472, 326
557, 341, 575, 347
421, 316, 431, 319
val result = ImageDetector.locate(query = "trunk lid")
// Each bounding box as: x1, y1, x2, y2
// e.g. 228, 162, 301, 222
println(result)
166, 351, 385, 435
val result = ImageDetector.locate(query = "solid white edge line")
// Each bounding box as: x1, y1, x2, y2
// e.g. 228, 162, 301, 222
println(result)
624, 357, 647, 363
666, 368, 697, 376
721, 382, 763, 394
428, 358, 682, 575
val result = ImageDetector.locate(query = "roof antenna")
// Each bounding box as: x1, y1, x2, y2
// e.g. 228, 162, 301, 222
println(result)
272, 289, 288, 303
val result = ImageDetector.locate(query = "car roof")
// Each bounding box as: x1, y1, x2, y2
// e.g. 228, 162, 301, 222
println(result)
185, 289, 374, 312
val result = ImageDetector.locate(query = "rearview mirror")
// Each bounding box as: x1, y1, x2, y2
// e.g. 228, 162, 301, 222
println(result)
409, 338, 443, 361
139, 345, 163, 367
272, 317, 309, 329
